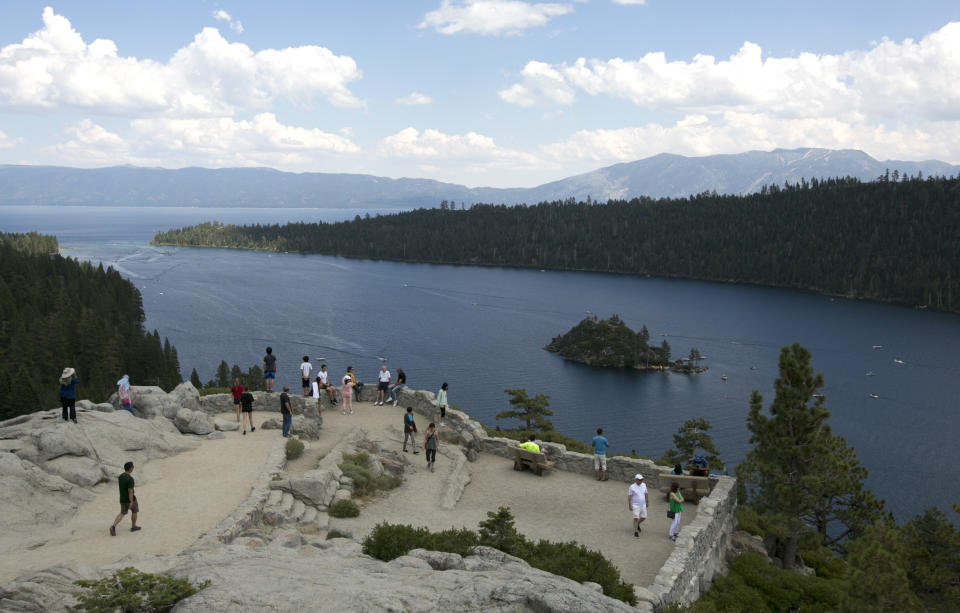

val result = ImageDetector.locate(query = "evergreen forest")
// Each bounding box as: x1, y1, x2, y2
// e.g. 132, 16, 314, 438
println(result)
153, 173, 960, 314
0, 232, 182, 420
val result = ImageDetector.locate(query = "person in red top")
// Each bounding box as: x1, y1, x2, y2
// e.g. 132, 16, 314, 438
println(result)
230, 378, 245, 422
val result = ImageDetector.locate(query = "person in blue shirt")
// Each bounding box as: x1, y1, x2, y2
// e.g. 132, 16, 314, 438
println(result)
59, 367, 80, 423
592, 428, 610, 481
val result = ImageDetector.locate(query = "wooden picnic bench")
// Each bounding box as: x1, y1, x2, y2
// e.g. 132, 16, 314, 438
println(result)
658, 472, 712, 502
513, 448, 555, 476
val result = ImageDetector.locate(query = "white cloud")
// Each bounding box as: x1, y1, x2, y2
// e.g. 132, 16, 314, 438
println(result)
395, 92, 433, 105
419, 0, 573, 36
499, 22, 960, 122
539, 113, 960, 167
212, 10, 244, 34
379, 127, 537, 165
49, 114, 360, 168
612, 0, 646, 4
0, 7, 362, 116
0, 129, 16, 149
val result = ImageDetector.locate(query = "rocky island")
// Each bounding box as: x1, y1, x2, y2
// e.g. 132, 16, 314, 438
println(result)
545, 315, 707, 373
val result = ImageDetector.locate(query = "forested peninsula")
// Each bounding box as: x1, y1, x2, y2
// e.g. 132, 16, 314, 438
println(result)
0, 232, 182, 420
153, 174, 960, 314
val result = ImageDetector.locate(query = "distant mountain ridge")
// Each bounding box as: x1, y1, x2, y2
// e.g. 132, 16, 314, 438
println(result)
1, 148, 957, 208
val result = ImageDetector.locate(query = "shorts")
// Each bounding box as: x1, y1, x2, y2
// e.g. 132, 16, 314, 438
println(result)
120, 497, 140, 515
302, 377, 310, 387
264, 371, 276, 380
241, 406, 253, 413
594, 453, 607, 471
631, 505, 647, 519
377, 381, 389, 391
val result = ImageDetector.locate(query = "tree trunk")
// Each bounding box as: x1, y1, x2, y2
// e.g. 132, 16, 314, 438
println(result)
782, 535, 798, 570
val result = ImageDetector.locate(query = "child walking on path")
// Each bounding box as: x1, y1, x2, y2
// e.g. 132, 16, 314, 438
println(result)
423, 423, 439, 472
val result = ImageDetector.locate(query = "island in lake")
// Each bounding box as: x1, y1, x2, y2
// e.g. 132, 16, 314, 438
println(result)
545, 315, 707, 373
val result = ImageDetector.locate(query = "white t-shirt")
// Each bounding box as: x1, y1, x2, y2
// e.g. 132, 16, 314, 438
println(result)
300, 362, 312, 378
318, 370, 329, 385
628, 482, 648, 508
311, 381, 320, 399
378, 369, 391, 383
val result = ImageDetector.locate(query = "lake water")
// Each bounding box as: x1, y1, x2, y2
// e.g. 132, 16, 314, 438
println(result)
2, 205, 958, 524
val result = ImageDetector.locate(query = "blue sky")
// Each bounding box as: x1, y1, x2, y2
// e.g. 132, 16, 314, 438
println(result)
0, 1, 958, 187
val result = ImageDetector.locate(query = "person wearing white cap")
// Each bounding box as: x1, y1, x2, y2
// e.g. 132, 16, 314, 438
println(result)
58, 367, 80, 423
627, 473, 649, 537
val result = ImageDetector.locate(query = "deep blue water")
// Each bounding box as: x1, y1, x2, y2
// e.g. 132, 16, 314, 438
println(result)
2, 205, 959, 524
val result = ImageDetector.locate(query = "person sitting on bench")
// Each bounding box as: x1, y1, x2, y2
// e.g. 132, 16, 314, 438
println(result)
689, 455, 709, 476
518, 434, 540, 453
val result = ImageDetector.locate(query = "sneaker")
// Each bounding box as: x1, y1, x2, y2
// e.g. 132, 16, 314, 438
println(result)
131, 526, 142, 532
403, 448, 408, 453
634, 531, 639, 538
430, 466, 435, 473
242, 430, 246, 435
349, 410, 353, 414
393, 400, 398, 407
251, 427, 255, 432
109, 525, 116, 537
413, 451, 419, 454
341, 411, 346, 415
71, 418, 78, 424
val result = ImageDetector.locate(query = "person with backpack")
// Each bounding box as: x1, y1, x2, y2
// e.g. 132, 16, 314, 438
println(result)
402, 406, 418, 454
423, 422, 439, 472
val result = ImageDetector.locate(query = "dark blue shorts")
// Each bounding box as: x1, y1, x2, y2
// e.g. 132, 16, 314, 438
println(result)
264, 371, 275, 380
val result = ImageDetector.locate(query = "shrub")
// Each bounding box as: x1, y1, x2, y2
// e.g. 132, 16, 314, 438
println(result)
362, 523, 478, 561
326, 529, 352, 540
486, 427, 593, 454
74, 567, 210, 612
330, 499, 360, 518
338, 453, 399, 497
285, 437, 304, 460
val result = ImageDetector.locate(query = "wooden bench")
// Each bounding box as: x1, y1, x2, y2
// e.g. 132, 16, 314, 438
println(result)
512, 448, 555, 476
658, 472, 711, 501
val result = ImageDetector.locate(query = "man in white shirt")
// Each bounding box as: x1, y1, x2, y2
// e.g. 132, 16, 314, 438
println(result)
375, 365, 391, 405
300, 356, 312, 397
627, 474, 649, 537
316, 364, 337, 405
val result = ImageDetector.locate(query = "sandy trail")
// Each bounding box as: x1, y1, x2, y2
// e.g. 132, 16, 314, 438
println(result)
0, 411, 276, 585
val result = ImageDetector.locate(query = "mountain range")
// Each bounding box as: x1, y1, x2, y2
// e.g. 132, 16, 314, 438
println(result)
1, 148, 957, 208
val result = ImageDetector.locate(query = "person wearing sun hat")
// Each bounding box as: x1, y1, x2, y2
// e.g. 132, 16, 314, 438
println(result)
58, 367, 80, 423
627, 473, 649, 537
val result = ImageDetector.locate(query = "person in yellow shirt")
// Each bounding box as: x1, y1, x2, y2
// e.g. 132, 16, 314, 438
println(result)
518, 434, 540, 453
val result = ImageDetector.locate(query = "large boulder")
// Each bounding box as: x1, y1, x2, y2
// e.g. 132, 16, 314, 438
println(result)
260, 416, 320, 440
168, 382, 201, 412
111, 386, 180, 419
174, 408, 214, 436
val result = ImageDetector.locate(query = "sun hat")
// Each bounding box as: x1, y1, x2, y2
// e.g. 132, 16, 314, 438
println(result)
60, 367, 75, 379
634, 474, 644, 480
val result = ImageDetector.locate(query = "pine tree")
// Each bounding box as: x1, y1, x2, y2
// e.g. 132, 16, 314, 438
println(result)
189, 368, 202, 389
737, 343, 883, 567
844, 520, 922, 612
496, 388, 554, 432
215, 360, 229, 388
661, 418, 724, 470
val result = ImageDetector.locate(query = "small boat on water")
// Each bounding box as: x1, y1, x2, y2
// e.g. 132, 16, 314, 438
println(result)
872, 345, 883, 349
894, 359, 905, 364
869, 393, 879, 399
721, 375, 728, 381
866, 371, 876, 377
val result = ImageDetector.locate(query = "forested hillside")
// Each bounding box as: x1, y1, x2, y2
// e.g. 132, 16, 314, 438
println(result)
0, 232, 182, 419
154, 174, 960, 313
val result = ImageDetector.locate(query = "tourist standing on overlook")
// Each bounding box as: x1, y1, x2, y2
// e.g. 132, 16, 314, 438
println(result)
311, 376, 323, 420
668, 482, 684, 541
389, 368, 407, 406
436, 382, 448, 425
240, 387, 255, 435
592, 428, 609, 481
346, 366, 363, 401
423, 422, 439, 472
403, 406, 418, 453
109, 461, 140, 536
317, 364, 337, 405
58, 367, 79, 423
300, 356, 312, 397
116, 374, 133, 415
375, 365, 391, 405
280, 386, 292, 438
341, 375, 354, 415
627, 474, 649, 537
263, 347, 277, 393
231, 378, 244, 422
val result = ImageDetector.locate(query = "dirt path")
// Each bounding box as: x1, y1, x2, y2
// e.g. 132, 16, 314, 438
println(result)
0, 411, 276, 585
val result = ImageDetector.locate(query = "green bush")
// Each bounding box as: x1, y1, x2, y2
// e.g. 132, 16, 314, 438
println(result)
74, 567, 210, 613
330, 499, 360, 518
486, 427, 593, 454
338, 453, 399, 496
361, 508, 636, 606
285, 437, 304, 460
363, 523, 479, 561
326, 529, 352, 540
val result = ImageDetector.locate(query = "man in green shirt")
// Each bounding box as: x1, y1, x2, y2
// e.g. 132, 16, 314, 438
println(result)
109, 461, 141, 536
518, 434, 540, 453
